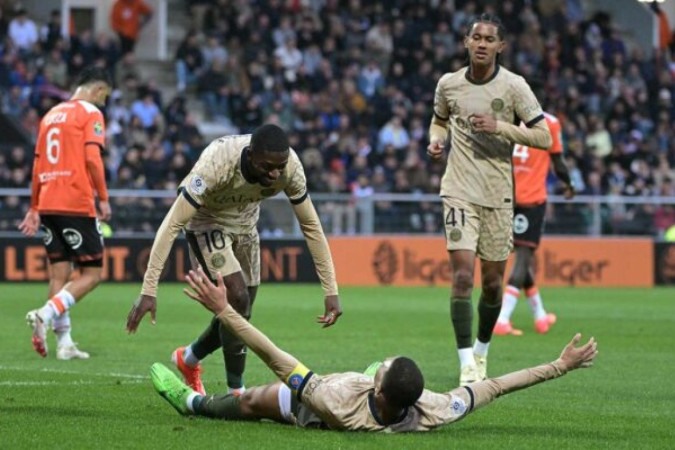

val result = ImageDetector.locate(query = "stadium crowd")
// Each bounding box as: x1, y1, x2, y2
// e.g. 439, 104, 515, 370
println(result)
1, 0, 675, 237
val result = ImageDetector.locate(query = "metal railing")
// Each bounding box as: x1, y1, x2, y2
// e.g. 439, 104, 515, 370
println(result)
0, 189, 671, 238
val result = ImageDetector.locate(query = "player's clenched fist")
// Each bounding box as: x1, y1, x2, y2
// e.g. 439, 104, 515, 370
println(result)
427, 141, 444, 161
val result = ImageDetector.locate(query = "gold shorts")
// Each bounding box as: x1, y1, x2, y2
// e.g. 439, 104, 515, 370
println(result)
185, 228, 260, 286
442, 197, 513, 261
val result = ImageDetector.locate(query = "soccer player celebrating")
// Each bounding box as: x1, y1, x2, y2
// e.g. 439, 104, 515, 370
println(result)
427, 14, 552, 386
494, 112, 575, 336
21, 66, 113, 360
150, 266, 597, 432
126, 124, 342, 396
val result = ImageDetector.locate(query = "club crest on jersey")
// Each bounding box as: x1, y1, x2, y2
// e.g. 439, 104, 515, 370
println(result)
449, 228, 462, 242
189, 175, 207, 195
211, 253, 225, 268
93, 121, 103, 135
491, 98, 504, 112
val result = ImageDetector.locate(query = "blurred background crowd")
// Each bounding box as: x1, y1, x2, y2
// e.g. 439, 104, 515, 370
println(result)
1, 0, 675, 237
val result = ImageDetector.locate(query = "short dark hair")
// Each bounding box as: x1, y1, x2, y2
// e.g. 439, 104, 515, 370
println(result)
250, 124, 289, 154
381, 357, 424, 409
75, 66, 113, 88
466, 13, 506, 40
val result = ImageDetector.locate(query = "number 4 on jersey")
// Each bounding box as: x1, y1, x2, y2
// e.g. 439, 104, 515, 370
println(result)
513, 144, 529, 163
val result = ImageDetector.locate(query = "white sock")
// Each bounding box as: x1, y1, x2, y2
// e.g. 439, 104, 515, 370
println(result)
473, 339, 490, 358
186, 392, 200, 412
458, 347, 475, 368
497, 285, 519, 323
183, 345, 201, 367
38, 289, 76, 324
53, 312, 74, 348
228, 385, 246, 394
526, 287, 547, 320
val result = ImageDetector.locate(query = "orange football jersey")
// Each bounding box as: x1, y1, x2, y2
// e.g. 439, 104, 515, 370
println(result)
30, 100, 107, 217
512, 112, 562, 206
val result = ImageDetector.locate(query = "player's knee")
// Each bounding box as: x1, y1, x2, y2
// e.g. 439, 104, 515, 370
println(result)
453, 269, 474, 294
237, 389, 267, 418
481, 276, 503, 302
228, 288, 251, 315
81, 267, 104, 288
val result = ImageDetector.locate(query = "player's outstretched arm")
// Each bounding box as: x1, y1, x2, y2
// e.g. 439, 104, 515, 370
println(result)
291, 199, 342, 328
184, 267, 313, 392
467, 334, 598, 411
126, 194, 197, 333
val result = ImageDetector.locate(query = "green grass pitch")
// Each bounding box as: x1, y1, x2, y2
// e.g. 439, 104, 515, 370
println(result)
1, 283, 673, 449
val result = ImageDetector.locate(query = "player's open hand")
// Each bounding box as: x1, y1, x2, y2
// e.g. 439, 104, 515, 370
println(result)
18, 209, 40, 237
557, 333, 598, 371
126, 294, 157, 333
317, 294, 342, 328
184, 266, 228, 315
426, 141, 444, 161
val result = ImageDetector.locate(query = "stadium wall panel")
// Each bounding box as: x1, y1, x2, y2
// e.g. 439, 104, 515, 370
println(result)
0, 238, 318, 283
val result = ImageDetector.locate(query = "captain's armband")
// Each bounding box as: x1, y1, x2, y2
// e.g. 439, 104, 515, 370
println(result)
286, 363, 313, 396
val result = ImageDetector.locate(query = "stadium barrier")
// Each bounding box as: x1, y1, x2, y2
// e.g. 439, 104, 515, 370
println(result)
0, 238, 318, 283
0, 236, 657, 287
329, 236, 654, 288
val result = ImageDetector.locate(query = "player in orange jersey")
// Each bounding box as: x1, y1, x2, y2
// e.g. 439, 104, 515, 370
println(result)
494, 112, 574, 336
19, 66, 112, 360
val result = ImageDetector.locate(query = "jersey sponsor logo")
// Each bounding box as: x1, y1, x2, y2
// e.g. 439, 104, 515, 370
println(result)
62, 228, 83, 249
211, 253, 225, 268
513, 213, 529, 234
491, 98, 504, 112
93, 121, 103, 136
189, 175, 207, 196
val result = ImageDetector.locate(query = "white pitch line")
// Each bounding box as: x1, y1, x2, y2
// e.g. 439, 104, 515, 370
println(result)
0, 379, 145, 387
0, 365, 148, 380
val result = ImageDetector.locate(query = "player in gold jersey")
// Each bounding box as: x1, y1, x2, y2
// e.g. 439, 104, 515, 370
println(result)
150, 266, 597, 432
427, 14, 553, 386
126, 124, 342, 396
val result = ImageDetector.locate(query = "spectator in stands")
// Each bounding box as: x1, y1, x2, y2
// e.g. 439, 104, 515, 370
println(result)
175, 30, 204, 92
110, 0, 153, 55
8, 7, 38, 55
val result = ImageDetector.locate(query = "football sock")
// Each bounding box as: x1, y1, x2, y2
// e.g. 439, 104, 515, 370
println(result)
497, 285, 519, 323
53, 312, 74, 348
186, 392, 200, 413
193, 393, 251, 420
477, 297, 501, 343
473, 339, 490, 358
450, 297, 473, 349
38, 289, 76, 324
458, 348, 475, 368
191, 316, 224, 359
183, 344, 200, 367
526, 286, 547, 320
219, 323, 247, 390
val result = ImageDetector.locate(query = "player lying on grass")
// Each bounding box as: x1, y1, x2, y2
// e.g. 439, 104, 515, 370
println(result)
151, 267, 598, 432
